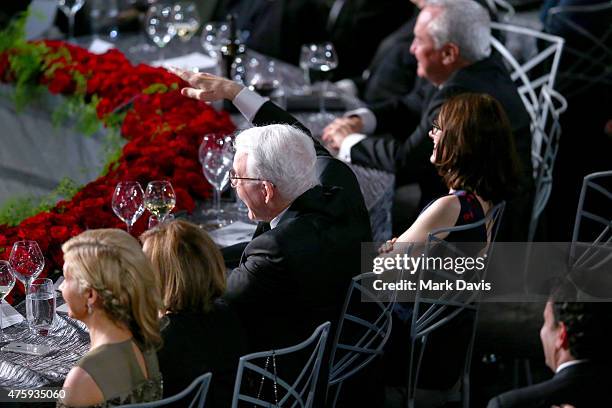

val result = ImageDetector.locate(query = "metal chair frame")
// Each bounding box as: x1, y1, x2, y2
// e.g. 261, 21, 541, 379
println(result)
119, 372, 212, 408
491, 23, 568, 240
547, 1, 612, 98
326, 271, 397, 407
231, 321, 330, 408
407, 201, 505, 408
570, 170, 612, 270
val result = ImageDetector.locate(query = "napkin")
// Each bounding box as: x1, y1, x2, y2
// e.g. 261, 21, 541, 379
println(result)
151, 52, 217, 70
209, 221, 257, 248
1, 302, 25, 329
89, 38, 115, 55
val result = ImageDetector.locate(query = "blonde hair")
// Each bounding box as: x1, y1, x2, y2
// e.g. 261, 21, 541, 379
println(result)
140, 220, 226, 314
62, 229, 162, 350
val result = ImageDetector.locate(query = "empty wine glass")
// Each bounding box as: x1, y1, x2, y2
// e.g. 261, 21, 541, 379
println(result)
144, 181, 176, 226
200, 22, 230, 58
0, 261, 16, 341
146, 4, 177, 61
172, 2, 200, 43
199, 134, 233, 226
58, 0, 86, 41
300, 42, 339, 125
112, 181, 145, 233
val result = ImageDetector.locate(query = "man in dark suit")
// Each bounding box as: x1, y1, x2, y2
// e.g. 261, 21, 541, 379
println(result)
171, 69, 372, 352
487, 287, 612, 407
323, 0, 533, 241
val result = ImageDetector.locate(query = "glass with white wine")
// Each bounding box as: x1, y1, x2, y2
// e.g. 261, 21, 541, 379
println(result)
0, 260, 16, 341
144, 181, 176, 228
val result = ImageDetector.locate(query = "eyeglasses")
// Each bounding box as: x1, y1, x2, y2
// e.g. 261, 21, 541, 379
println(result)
432, 119, 442, 133
229, 169, 265, 188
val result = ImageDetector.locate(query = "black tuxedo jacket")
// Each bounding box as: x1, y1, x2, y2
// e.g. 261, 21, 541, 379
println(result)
351, 54, 533, 240
487, 361, 612, 408
224, 102, 372, 352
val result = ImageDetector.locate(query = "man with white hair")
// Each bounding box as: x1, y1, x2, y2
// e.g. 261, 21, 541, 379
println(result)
171, 69, 372, 352
322, 0, 532, 240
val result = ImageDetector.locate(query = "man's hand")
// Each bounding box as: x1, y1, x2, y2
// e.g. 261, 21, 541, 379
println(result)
322, 116, 364, 150
168, 68, 243, 102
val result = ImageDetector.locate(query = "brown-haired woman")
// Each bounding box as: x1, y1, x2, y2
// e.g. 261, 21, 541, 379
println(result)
387, 92, 521, 246
140, 220, 246, 407
58, 229, 163, 407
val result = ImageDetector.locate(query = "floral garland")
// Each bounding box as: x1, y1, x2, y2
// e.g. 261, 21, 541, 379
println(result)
0, 41, 235, 302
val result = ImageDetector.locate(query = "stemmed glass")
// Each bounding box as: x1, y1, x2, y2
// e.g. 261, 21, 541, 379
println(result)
58, 0, 86, 41
144, 181, 176, 226
112, 181, 145, 234
200, 22, 230, 58
146, 4, 177, 62
199, 134, 233, 226
172, 2, 201, 44
299, 42, 339, 125
0, 261, 16, 341
9, 240, 45, 333
246, 58, 285, 108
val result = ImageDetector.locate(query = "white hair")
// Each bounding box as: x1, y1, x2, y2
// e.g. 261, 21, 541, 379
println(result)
234, 124, 318, 202
425, 0, 491, 62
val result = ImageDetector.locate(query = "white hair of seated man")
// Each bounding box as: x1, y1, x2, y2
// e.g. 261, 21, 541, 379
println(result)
425, 0, 492, 63
235, 124, 319, 202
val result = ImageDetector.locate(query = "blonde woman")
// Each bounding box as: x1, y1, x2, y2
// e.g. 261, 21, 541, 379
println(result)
141, 220, 246, 407
58, 229, 162, 407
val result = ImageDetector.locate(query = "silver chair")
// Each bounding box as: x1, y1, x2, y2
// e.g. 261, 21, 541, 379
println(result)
119, 372, 212, 408
231, 321, 330, 408
547, 2, 612, 99
326, 271, 396, 407
528, 84, 567, 241
407, 201, 505, 408
490, 23, 568, 240
570, 170, 612, 271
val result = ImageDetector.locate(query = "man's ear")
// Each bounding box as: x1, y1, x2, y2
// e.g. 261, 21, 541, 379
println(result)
263, 181, 275, 204
557, 321, 570, 350
441, 43, 460, 65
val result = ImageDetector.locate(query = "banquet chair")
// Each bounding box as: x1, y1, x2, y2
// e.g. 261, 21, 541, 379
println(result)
527, 84, 567, 241
569, 170, 612, 272
326, 271, 397, 407
490, 23, 567, 240
546, 2, 612, 99
231, 321, 330, 408
406, 201, 505, 408
119, 372, 212, 408
485, 0, 515, 21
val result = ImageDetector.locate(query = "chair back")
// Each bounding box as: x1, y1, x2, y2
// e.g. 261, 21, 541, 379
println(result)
326, 271, 396, 407
570, 170, 612, 271
528, 84, 567, 240
407, 201, 505, 408
490, 23, 568, 240
547, 2, 612, 98
485, 0, 515, 21
119, 372, 212, 408
231, 321, 330, 408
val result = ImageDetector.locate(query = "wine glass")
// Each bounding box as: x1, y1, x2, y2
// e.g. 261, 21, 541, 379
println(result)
246, 58, 286, 109
112, 181, 145, 234
0, 261, 16, 341
9, 240, 45, 333
146, 4, 177, 61
172, 2, 201, 43
199, 134, 233, 226
299, 42, 339, 125
144, 181, 176, 226
57, 0, 86, 41
200, 21, 230, 58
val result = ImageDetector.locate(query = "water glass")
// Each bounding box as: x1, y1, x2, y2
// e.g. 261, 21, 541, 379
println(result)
26, 278, 56, 336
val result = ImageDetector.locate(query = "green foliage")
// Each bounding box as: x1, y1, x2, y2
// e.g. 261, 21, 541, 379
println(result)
0, 178, 81, 227
143, 82, 179, 94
